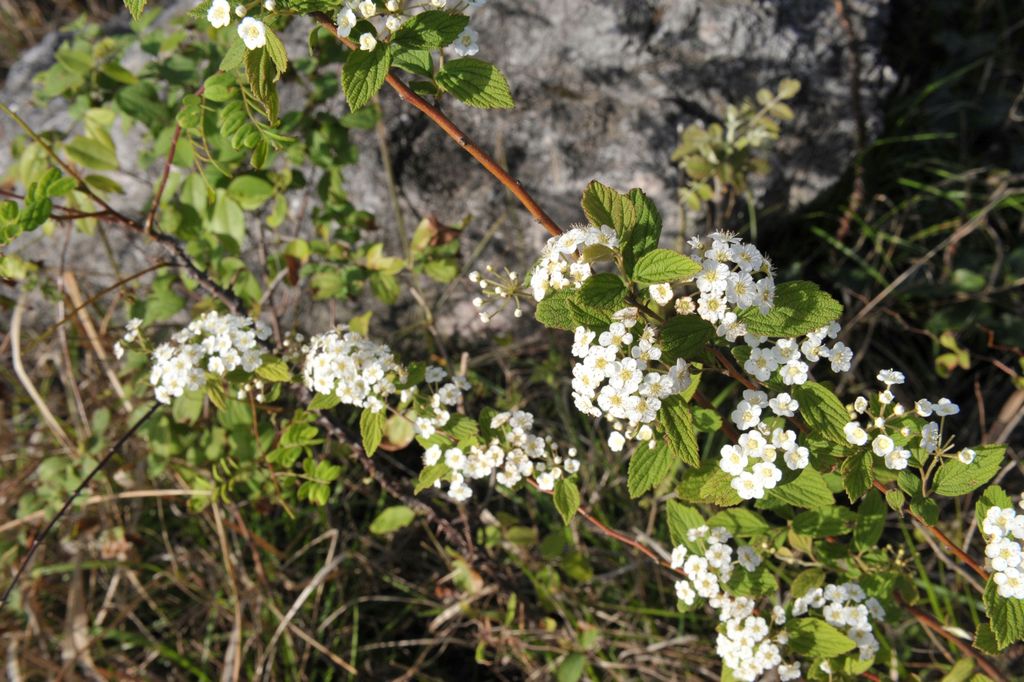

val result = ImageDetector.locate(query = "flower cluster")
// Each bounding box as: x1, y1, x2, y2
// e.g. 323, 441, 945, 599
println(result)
569, 308, 690, 452
843, 369, 969, 471
982, 501, 1024, 599
409, 365, 471, 439
206, 0, 276, 50
469, 264, 528, 323
679, 231, 776, 336
423, 410, 579, 501
719, 392, 811, 499
669, 526, 791, 682
149, 312, 270, 404
336, 0, 488, 53
742, 322, 851, 384
529, 224, 618, 301
302, 326, 406, 412
792, 582, 885, 661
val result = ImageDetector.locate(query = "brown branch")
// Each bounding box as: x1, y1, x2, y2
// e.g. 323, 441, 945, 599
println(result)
872, 480, 990, 582
312, 13, 563, 237
901, 598, 1006, 682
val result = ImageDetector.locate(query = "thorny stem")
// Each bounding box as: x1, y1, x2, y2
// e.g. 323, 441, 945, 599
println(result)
312, 14, 563, 238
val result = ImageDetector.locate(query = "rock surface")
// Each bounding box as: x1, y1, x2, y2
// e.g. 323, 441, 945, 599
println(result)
1, 0, 895, 340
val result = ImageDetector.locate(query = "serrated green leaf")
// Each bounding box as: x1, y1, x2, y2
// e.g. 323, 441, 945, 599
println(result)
369, 505, 416, 535
658, 395, 699, 467
578, 273, 626, 311
553, 478, 580, 525
631, 249, 701, 286
264, 28, 289, 78
623, 188, 661, 273
660, 315, 715, 363
792, 507, 855, 537
739, 280, 843, 337
123, 0, 146, 21
581, 180, 635, 236
414, 462, 450, 494
786, 618, 857, 658
308, 393, 341, 411
885, 488, 906, 512
534, 288, 609, 331
910, 494, 939, 525
933, 444, 1006, 496
728, 564, 778, 597
436, 57, 513, 109
666, 500, 704, 548
255, 357, 292, 382
791, 568, 826, 598
627, 443, 674, 498
390, 46, 433, 77
392, 10, 468, 49
360, 407, 385, 456
220, 37, 246, 71
841, 450, 874, 502
984, 579, 1024, 649
793, 382, 850, 445
342, 42, 391, 111
853, 488, 886, 551
767, 467, 834, 509
706, 509, 769, 537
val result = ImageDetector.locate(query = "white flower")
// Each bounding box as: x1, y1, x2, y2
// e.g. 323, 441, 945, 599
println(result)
731, 400, 762, 430
359, 32, 378, 51
336, 8, 358, 36
958, 448, 976, 465
783, 447, 809, 470
264, 0, 276, 11
876, 369, 905, 386
113, 341, 125, 359
933, 397, 960, 417
234, 4, 247, 17
608, 431, 626, 452
649, 282, 674, 306
884, 449, 910, 471
208, 0, 231, 28
768, 392, 798, 417
238, 17, 267, 50
871, 434, 894, 457
844, 421, 868, 446
915, 399, 933, 417
452, 27, 480, 57
358, 0, 377, 18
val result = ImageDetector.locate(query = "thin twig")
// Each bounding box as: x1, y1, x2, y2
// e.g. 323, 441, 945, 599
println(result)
901, 598, 1006, 682
312, 14, 563, 237
0, 402, 160, 608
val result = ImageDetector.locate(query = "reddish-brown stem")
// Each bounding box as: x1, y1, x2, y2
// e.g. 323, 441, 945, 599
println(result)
901, 598, 1005, 682
312, 14, 563, 237
711, 347, 758, 392
872, 480, 990, 582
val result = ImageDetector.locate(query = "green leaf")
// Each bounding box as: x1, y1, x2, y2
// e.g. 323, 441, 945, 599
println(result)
791, 568, 826, 598
342, 42, 391, 111
631, 249, 701, 286
675, 464, 742, 507
933, 445, 1006, 496
220, 37, 246, 71
308, 393, 341, 411
706, 509, 769, 537
123, 0, 147, 21
255, 357, 292, 382
728, 564, 778, 597
739, 280, 843, 337
66, 136, 118, 171
660, 315, 715, 363
414, 462, 450, 494
390, 47, 433, 77
841, 450, 874, 502
626, 443, 674, 498
623, 188, 661, 273
392, 10, 469, 49
983, 579, 1024, 649
666, 500, 704, 547
556, 652, 586, 682
264, 28, 289, 77
227, 175, 275, 210
766, 468, 834, 509
553, 478, 580, 525
580, 180, 635, 235
786, 618, 857, 658
792, 382, 850, 445
885, 488, 906, 512
578, 273, 626, 312
534, 289, 610, 331
910, 495, 939, 525
853, 488, 886, 552
792, 507, 855, 537
369, 505, 416, 535
360, 408, 386, 456
435, 57, 514, 109
658, 395, 699, 467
